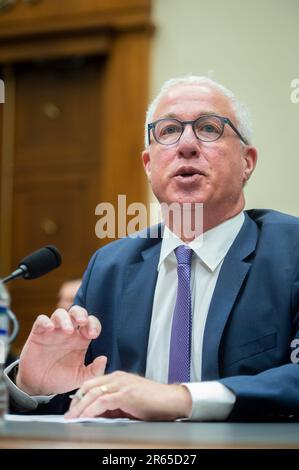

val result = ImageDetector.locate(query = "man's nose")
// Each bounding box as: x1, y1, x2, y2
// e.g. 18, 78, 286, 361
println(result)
177, 125, 200, 158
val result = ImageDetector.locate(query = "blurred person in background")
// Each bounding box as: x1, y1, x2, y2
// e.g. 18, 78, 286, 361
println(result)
56, 279, 82, 311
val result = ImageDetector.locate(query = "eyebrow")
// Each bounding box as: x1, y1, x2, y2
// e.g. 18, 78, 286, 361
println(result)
161, 110, 218, 120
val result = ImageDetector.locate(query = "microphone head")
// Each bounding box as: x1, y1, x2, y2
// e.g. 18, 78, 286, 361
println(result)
19, 245, 62, 280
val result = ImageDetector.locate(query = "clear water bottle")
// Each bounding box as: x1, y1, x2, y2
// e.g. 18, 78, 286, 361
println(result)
0, 281, 9, 425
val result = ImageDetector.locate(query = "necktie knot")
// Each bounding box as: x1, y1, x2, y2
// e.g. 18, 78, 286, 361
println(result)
175, 245, 193, 266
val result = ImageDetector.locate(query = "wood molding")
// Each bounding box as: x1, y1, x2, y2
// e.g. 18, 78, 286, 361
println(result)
0, 0, 152, 39
0, 30, 111, 63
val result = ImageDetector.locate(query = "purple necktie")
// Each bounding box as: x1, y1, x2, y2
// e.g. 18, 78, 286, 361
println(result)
168, 245, 193, 384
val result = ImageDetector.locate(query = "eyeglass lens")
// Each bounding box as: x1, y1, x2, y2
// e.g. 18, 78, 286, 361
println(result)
154, 115, 224, 144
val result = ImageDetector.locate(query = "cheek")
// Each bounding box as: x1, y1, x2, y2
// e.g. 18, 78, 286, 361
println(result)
231, 155, 246, 179
150, 151, 172, 176
210, 147, 244, 179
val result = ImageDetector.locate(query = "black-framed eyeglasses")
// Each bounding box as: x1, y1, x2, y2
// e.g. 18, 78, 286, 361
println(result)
147, 114, 248, 146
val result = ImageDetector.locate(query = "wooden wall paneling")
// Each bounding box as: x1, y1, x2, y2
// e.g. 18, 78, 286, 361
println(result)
11, 176, 97, 348
9, 57, 107, 350
0, 31, 111, 64
100, 29, 150, 236
13, 59, 103, 170
0, 66, 15, 277
0, 0, 151, 38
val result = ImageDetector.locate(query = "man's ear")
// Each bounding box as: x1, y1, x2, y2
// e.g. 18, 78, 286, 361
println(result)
242, 145, 258, 183
141, 149, 151, 182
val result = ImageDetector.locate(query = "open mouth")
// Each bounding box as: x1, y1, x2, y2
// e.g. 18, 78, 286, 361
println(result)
174, 167, 204, 180
179, 172, 197, 178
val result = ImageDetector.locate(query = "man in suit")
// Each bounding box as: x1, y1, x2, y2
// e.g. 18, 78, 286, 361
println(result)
7, 76, 299, 421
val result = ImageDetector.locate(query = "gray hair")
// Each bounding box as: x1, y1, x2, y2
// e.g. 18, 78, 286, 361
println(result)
144, 75, 253, 147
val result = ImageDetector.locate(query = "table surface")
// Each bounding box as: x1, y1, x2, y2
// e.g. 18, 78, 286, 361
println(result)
1, 419, 299, 449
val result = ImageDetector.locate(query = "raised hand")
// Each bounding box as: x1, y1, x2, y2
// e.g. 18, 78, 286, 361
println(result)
16, 305, 107, 396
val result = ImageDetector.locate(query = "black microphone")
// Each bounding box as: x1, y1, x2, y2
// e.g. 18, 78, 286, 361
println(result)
2, 245, 62, 284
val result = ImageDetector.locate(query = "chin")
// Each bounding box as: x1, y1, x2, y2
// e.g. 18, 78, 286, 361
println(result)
172, 192, 206, 205
155, 188, 207, 206
162, 198, 205, 208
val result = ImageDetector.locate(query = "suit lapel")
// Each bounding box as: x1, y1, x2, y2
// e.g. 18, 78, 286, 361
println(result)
117, 240, 161, 375
201, 214, 259, 380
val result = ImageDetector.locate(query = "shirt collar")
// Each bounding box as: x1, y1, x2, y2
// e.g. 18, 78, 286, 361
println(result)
158, 211, 245, 272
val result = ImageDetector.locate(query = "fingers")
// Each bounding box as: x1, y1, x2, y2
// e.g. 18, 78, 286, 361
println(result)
30, 314, 55, 335
30, 306, 101, 340
52, 305, 88, 330
49, 306, 101, 336
65, 371, 133, 419
69, 306, 101, 339
51, 308, 74, 333
75, 391, 126, 419
68, 305, 89, 324
65, 373, 186, 421
76, 316, 101, 340
65, 381, 121, 419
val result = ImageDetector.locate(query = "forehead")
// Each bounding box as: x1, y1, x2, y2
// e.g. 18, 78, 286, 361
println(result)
153, 83, 235, 121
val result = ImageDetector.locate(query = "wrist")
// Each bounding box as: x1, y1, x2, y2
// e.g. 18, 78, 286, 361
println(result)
16, 369, 36, 395
175, 384, 193, 418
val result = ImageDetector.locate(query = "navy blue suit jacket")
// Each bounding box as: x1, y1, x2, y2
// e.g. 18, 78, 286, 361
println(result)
40, 209, 299, 420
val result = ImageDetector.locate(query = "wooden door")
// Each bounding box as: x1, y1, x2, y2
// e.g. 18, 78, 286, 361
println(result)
7, 57, 108, 348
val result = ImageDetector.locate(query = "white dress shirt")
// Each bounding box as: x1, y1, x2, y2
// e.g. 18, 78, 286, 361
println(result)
5, 212, 244, 420
146, 211, 245, 420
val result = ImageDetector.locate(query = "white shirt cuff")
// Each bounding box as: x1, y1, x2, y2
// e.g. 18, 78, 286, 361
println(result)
182, 381, 236, 421
4, 360, 55, 412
